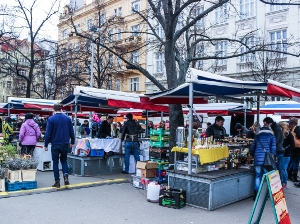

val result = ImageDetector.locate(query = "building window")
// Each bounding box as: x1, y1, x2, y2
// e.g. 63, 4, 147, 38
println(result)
117, 57, 122, 67
21, 83, 25, 90
270, 29, 287, 58
100, 14, 105, 26
130, 77, 139, 91
155, 52, 164, 73
109, 29, 114, 42
131, 25, 140, 36
75, 64, 80, 73
240, 0, 254, 19
116, 79, 121, 91
132, 0, 140, 14
62, 29, 68, 39
193, 6, 204, 29
215, 41, 228, 65
176, 13, 184, 31
131, 51, 139, 64
270, 0, 288, 12
75, 24, 81, 32
36, 84, 40, 92
114, 7, 122, 16
20, 70, 26, 76
75, 42, 80, 52
106, 74, 112, 90
215, 3, 228, 24
36, 72, 41, 78
117, 28, 122, 40
194, 44, 204, 69
99, 59, 103, 71
7, 81, 11, 88
240, 36, 255, 62
108, 54, 113, 68
87, 19, 93, 30
155, 23, 164, 38
19, 57, 26, 63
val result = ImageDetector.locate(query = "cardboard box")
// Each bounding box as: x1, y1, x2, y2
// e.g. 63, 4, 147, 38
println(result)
136, 161, 157, 170
136, 168, 157, 178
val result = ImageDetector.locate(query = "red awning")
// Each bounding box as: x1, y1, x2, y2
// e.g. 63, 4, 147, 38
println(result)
266, 80, 300, 100
108, 99, 169, 112
140, 96, 208, 105
23, 103, 53, 110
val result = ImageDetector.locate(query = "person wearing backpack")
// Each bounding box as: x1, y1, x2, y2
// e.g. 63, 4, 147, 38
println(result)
2, 117, 14, 144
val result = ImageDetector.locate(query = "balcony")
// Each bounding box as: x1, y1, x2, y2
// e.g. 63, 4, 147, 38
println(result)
107, 16, 124, 24
113, 36, 142, 51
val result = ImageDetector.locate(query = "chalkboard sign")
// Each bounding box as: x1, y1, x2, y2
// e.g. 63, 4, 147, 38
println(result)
248, 170, 291, 224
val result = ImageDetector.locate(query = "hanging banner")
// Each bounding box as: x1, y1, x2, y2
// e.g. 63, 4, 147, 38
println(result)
248, 170, 291, 224
274, 112, 300, 116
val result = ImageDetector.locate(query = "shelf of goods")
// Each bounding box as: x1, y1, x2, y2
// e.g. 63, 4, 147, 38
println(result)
168, 168, 254, 210
67, 154, 123, 176
149, 129, 170, 160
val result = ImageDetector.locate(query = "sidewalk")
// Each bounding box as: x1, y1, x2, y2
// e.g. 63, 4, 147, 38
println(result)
0, 171, 131, 198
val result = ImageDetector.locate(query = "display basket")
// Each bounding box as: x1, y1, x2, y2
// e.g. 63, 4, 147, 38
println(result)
22, 169, 37, 181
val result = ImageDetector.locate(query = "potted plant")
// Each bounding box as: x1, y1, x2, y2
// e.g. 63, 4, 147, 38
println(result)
5, 158, 22, 183
0, 166, 5, 192
21, 157, 39, 182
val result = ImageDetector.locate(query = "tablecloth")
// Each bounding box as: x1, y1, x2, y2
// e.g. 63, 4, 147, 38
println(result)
172, 146, 229, 165
89, 138, 121, 152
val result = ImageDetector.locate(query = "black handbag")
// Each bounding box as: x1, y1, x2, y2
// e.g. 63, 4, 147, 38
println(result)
257, 136, 277, 172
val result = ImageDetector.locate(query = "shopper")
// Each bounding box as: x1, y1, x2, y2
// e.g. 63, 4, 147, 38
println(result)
206, 116, 227, 140
2, 117, 14, 144
288, 117, 300, 183
250, 125, 276, 199
44, 104, 75, 188
278, 121, 294, 188
121, 113, 140, 174
247, 122, 260, 139
263, 117, 284, 183
235, 123, 249, 138
19, 113, 41, 155
97, 116, 114, 138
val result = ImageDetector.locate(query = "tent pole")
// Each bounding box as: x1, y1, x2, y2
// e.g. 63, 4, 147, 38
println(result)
256, 95, 260, 132
74, 95, 78, 141
244, 98, 247, 127
188, 83, 193, 175
161, 111, 163, 121
145, 110, 148, 138
8, 103, 10, 117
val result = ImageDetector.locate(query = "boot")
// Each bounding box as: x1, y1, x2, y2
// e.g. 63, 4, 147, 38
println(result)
288, 169, 293, 181
64, 174, 70, 185
52, 180, 60, 188
292, 171, 300, 182
294, 182, 300, 187
253, 190, 258, 201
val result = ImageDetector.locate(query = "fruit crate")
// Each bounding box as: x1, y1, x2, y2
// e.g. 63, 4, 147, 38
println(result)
150, 141, 169, 148
5, 180, 37, 192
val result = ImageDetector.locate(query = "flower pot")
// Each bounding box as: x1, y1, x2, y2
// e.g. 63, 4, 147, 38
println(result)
0, 179, 5, 192
22, 169, 37, 182
7, 170, 22, 183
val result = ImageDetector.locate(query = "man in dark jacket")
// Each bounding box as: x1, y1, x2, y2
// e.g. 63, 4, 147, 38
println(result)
97, 116, 113, 138
235, 123, 249, 138
206, 116, 227, 140
250, 126, 276, 199
121, 113, 140, 174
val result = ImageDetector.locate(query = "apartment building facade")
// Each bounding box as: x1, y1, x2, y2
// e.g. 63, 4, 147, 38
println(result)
145, 0, 300, 94
57, 0, 147, 98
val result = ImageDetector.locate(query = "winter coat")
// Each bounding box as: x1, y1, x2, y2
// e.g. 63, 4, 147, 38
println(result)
2, 122, 14, 140
283, 132, 295, 157
206, 123, 227, 140
250, 127, 277, 166
97, 120, 111, 138
19, 119, 41, 146
121, 119, 140, 142
237, 126, 249, 137
271, 122, 284, 154
292, 126, 300, 156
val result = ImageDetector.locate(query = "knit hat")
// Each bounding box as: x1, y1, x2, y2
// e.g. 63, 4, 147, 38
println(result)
235, 123, 243, 129
25, 113, 34, 120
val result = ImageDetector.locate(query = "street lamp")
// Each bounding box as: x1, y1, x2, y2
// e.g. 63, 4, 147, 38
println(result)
89, 26, 99, 137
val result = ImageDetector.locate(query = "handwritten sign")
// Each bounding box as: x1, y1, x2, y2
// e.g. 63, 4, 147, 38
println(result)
248, 170, 291, 224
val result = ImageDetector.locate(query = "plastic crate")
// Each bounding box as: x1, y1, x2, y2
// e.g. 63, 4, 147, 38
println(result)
5, 180, 37, 191
89, 149, 105, 157
159, 188, 186, 209
157, 162, 169, 170
154, 176, 168, 184
150, 151, 169, 160
150, 141, 169, 148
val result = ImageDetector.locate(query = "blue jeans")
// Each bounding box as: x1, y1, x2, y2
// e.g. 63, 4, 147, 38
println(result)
276, 154, 284, 184
279, 157, 290, 185
289, 155, 300, 171
124, 142, 140, 173
254, 166, 267, 191
51, 144, 69, 181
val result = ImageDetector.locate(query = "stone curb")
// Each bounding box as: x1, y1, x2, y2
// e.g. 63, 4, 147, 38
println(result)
0, 178, 128, 198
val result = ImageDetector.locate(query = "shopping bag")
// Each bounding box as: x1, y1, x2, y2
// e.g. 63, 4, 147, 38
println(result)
263, 152, 276, 172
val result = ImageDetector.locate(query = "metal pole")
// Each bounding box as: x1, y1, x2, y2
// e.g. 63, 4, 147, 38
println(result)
74, 95, 78, 141
188, 83, 193, 175
256, 95, 260, 133
89, 31, 95, 138
145, 110, 148, 138
161, 111, 163, 121
244, 99, 247, 127
8, 103, 10, 117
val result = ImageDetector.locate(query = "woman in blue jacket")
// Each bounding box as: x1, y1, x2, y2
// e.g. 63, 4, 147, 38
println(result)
250, 126, 277, 199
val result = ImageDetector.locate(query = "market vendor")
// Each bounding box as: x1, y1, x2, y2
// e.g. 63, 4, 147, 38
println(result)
97, 116, 113, 138
79, 120, 91, 136
206, 116, 227, 140
235, 123, 249, 138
